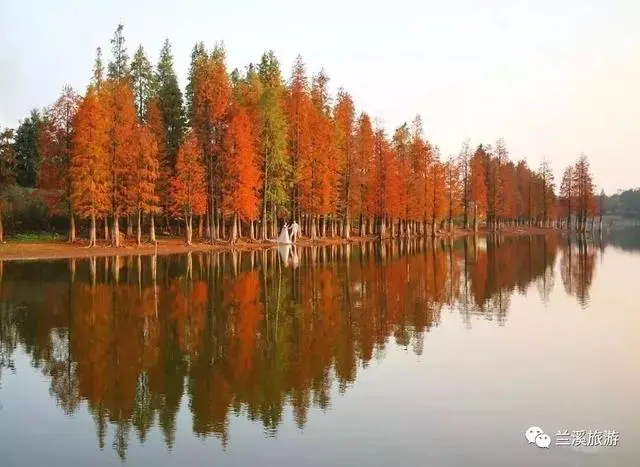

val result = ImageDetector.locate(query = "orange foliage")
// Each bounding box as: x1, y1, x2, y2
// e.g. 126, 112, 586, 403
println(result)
146, 97, 169, 211
103, 79, 138, 218
130, 124, 160, 215
171, 134, 207, 220
222, 104, 261, 221
429, 159, 447, 223
286, 56, 312, 218
470, 149, 487, 218
70, 87, 110, 220
353, 113, 374, 219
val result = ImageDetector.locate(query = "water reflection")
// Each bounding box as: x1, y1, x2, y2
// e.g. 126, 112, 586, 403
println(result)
0, 233, 624, 460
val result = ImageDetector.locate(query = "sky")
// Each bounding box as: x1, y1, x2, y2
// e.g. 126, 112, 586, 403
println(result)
1, 0, 638, 194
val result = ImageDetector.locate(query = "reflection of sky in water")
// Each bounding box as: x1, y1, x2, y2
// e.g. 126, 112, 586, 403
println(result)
0, 235, 639, 467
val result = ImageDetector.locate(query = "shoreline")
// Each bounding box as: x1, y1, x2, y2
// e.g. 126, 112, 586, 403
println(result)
0, 226, 561, 262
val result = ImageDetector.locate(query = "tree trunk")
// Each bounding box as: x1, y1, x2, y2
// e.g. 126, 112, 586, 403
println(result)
311, 215, 318, 240
69, 212, 76, 243
205, 208, 211, 239
231, 213, 238, 245
136, 209, 142, 246
127, 215, 133, 237
271, 204, 277, 239
250, 220, 255, 240
463, 201, 468, 229
104, 217, 110, 242
113, 217, 120, 247
150, 215, 156, 243
378, 217, 386, 239
90, 212, 97, 247
473, 204, 478, 232
185, 216, 193, 245
0, 207, 3, 243
198, 215, 203, 239
261, 200, 267, 241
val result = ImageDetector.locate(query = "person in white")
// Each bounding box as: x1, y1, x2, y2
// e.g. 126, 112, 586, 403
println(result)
289, 220, 300, 244
277, 222, 291, 244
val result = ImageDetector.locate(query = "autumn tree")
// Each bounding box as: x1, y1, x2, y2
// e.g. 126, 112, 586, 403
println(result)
38, 86, 81, 241
392, 123, 411, 236
368, 125, 401, 238
539, 156, 555, 226
516, 160, 532, 224
491, 139, 507, 230
429, 154, 447, 233
191, 43, 231, 240
130, 125, 160, 245
458, 139, 471, 228
306, 71, 338, 238
334, 89, 355, 238
572, 154, 595, 232
408, 116, 430, 235
146, 97, 167, 241
499, 161, 517, 226
309, 70, 338, 236
444, 156, 462, 230
70, 87, 110, 247
367, 128, 388, 237
103, 79, 137, 246
286, 56, 311, 224
559, 166, 573, 229
353, 113, 374, 235
222, 104, 261, 244
171, 134, 207, 245
469, 145, 488, 231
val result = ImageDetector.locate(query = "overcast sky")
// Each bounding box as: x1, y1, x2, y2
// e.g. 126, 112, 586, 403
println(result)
1, 0, 638, 193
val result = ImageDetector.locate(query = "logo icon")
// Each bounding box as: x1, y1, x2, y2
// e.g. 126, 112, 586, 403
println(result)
525, 426, 551, 448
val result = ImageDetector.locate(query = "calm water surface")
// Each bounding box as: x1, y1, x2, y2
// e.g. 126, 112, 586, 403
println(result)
1, 232, 639, 466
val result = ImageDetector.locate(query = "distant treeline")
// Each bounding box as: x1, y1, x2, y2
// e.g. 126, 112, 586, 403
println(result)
604, 189, 640, 220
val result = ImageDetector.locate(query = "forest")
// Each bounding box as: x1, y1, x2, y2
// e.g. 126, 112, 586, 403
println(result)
0, 24, 601, 247
603, 188, 640, 221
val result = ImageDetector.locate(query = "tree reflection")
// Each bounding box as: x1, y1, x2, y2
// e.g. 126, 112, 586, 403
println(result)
0, 233, 606, 459
560, 234, 599, 308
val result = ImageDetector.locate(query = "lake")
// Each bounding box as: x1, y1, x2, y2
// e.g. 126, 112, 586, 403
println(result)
1, 231, 639, 466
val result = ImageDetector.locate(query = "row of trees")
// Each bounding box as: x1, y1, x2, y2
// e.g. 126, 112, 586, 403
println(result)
0, 24, 600, 245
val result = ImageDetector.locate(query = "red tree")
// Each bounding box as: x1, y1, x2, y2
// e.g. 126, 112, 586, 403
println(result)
222, 104, 262, 244
70, 86, 110, 246
171, 133, 207, 245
